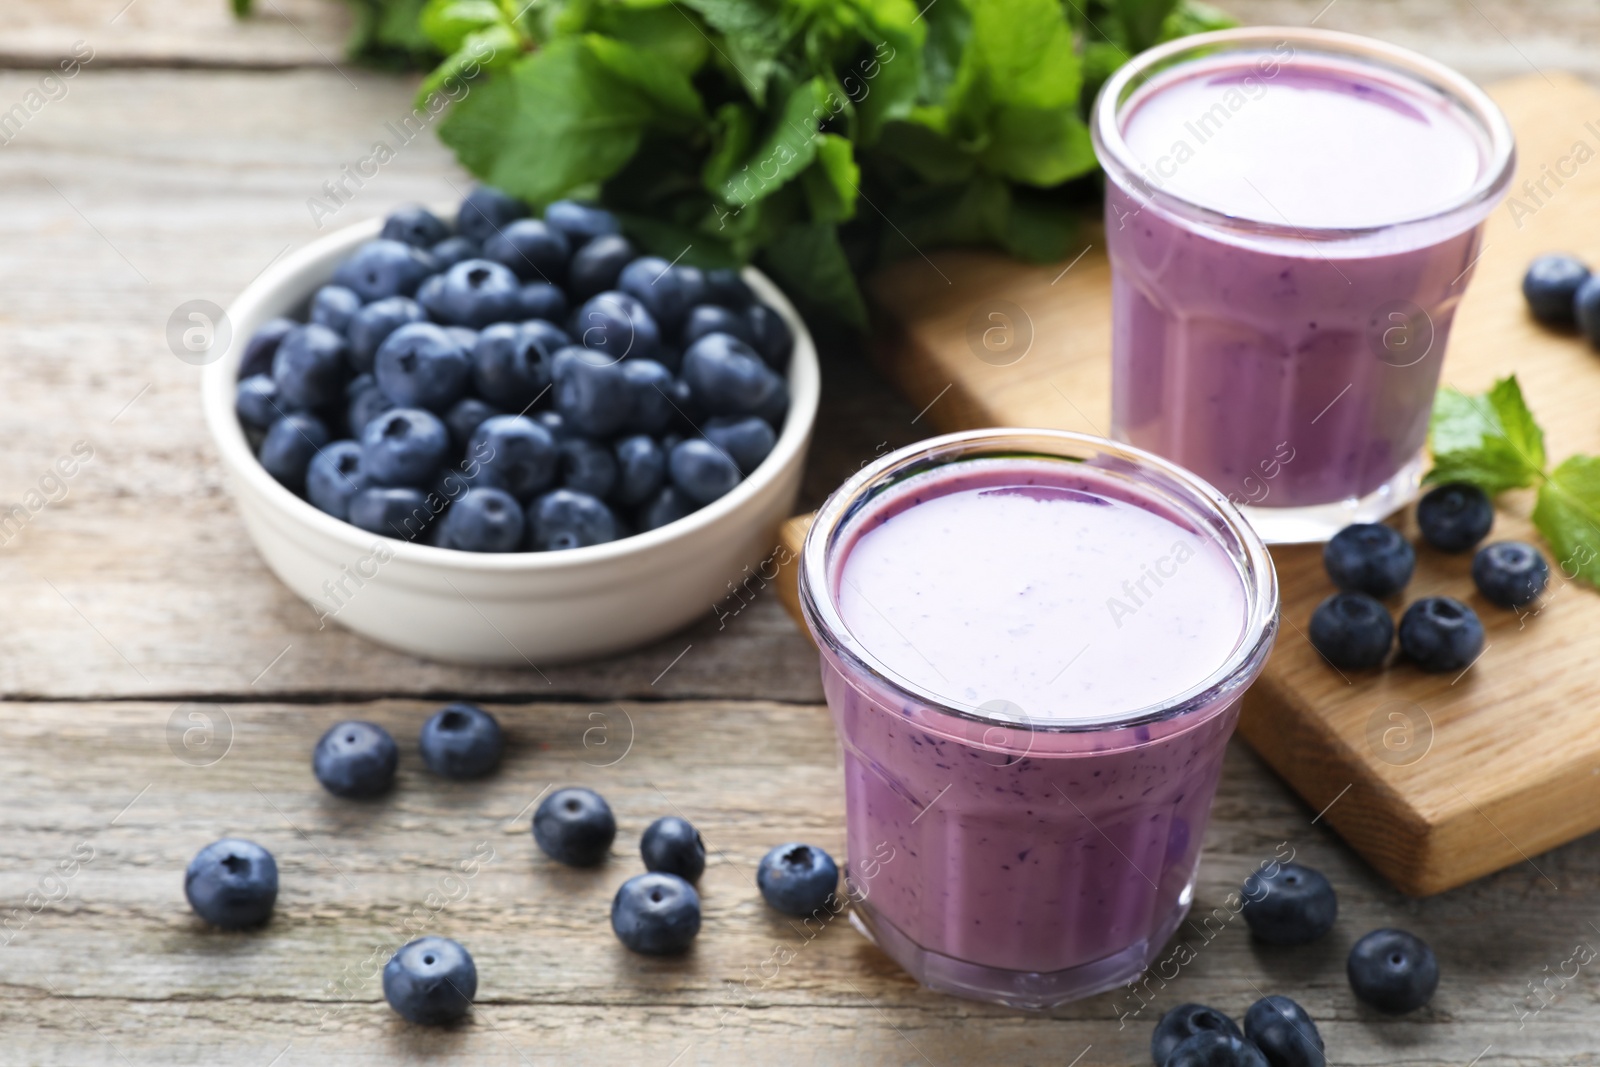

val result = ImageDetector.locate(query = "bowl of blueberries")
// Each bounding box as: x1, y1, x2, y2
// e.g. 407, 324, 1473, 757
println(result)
201, 187, 818, 664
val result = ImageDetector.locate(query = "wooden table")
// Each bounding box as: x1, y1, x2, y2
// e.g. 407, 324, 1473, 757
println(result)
2, 3, 1595, 1064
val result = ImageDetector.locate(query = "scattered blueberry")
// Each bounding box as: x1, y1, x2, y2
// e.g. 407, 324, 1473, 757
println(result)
312, 720, 398, 798
1164, 1032, 1269, 1067
422, 258, 524, 328
259, 413, 330, 491
567, 233, 635, 301
239, 316, 296, 379
1323, 523, 1415, 598
418, 703, 503, 779
527, 489, 620, 550
381, 204, 450, 249
1152, 1004, 1245, 1065
1347, 928, 1439, 1013
306, 440, 372, 521
1578, 274, 1600, 348
670, 438, 742, 504
456, 184, 528, 244
469, 415, 558, 500
756, 843, 837, 917
1308, 592, 1392, 670
1416, 482, 1493, 553
613, 435, 666, 506
348, 295, 426, 373
311, 284, 362, 334
438, 487, 524, 552
1398, 596, 1484, 672
640, 485, 696, 531
640, 816, 706, 882
682, 332, 783, 416
612, 872, 701, 955
1472, 540, 1549, 608
383, 936, 477, 1025
349, 486, 433, 540
332, 238, 434, 301
185, 838, 278, 929
1243, 996, 1325, 1067
704, 416, 776, 474
543, 199, 619, 246
273, 324, 348, 409
484, 218, 570, 282
533, 787, 616, 866
362, 408, 450, 487
236, 374, 286, 429
1241, 862, 1338, 945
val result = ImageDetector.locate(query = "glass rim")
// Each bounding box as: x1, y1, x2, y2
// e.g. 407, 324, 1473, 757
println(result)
798, 429, 1281, 735
1090, 26, 1517, 241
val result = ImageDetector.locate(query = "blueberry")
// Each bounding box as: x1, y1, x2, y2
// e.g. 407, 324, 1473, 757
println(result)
332, 238, 434, 301
559, 437, 618, 498
311, 284, 362, 334
383, 936, 477, 1025
184, 838, 278, 929
1323, 523, 1415, 598
484, 218, 570, 282
469, 415, 559, 501
1243, 996, 1325, 1067
1241, 862, 1337, 945
612, 872, 701, 955
380, 204, 450, 249
348, 295, 426, 374
534, 410, 571, 442
1347, 928, 1439, 1013
640, 815, 706, 882
682, 332, 783, 416
572, 290, 661, 362
682, 304, 753, 348
313, 720, 398, 798
703, 267, 754, 308
349, 486, 435, 540
1152, 1004, 1245, 1066
544, 199, 620, 247
429, 235, 481, 270
1522, 253, 1591, 328
619, 256, 694, 332
259, 412, 330, 491
621, 359, 679, 433
1398, 596, 1484, 672
445, 397, 502, 452
517, 281, 568, 324
744, 303, 794, 370
443, 325, 479, 352
1164, 1032, 1269, 1067
1416, 482, 1493, 553
676, 265, 708, 308
1472, 540, 1549, 608
418, 703, 503, 778
704, 415, 776, 474
236, 374, 288, 429
307, 440, 372, 520
527, 489, 620, 550
421, 258, 525, 328
472, 321, 567, 410
239, 316, 296, 379
567, 233, 636, 301
439, 487, 525, 552
362, 407, 450, 487
1308, 592, 1393, 670
756, 843, 837, 916
613, 435, 666, 506
553, 347, 633, 437
756, 378, 790, 430
346, 373, 395, 437
670, 438, 742, 504
456, 184, 528, 243
639, 485, 696, 531
1577, 274, 1600, 348
273, 323, 348, 409
533, 786, 615, 866
375, 322, 471, 412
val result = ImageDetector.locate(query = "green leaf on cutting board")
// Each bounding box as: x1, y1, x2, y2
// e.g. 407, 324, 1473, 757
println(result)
1533, 455, 1600, 586
1425, 376, 1546, 494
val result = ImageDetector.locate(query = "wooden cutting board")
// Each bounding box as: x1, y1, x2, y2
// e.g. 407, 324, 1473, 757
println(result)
775, 72, 1600, 896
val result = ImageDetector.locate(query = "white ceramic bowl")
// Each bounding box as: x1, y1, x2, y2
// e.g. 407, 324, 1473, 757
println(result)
201, 214, 818, 665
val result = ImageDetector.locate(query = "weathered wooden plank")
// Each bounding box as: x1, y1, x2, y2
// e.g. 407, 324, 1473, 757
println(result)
2, 700, 1594, 1065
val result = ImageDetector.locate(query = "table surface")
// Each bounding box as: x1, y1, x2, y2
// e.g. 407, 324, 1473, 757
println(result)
3, 2, 1597, 1065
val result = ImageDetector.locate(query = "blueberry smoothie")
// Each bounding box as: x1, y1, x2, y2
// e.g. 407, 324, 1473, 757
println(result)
800, 430, 1278, 1008
1093, 29, 1515, 542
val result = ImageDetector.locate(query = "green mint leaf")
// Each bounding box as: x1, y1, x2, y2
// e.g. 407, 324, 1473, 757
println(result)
702, 103, 757, 191
587, 34, 705, 125
759, 221, 868, 330
420, 0, 502, 54
1533, 455, 1600, 586
721, 78, 829, 207
1425, 377, 1546, 494
414, 24, 517, 107
984, 105, 1095, 186
587, 3, 712, 75
678, 0, 788, 104
801, 134, 860, 224
1160, 0, 1237, 39
232, 0, 253, 17
1112, 0, 1181, 53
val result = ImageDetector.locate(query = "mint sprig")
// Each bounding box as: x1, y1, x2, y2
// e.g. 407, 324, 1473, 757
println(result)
1427, 375, 1600, 585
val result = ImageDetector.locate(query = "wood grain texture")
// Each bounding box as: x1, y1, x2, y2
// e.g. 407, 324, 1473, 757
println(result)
867, 72, 1600, 896
5, 700, 1598, 1066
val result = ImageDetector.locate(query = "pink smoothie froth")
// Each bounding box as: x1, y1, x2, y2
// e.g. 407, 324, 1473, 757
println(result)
826, 459, 1251, 977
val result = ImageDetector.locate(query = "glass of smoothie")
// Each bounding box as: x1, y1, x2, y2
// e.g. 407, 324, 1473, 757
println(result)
1092, 28, 1516, 543
799, 429, 1278, 1008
